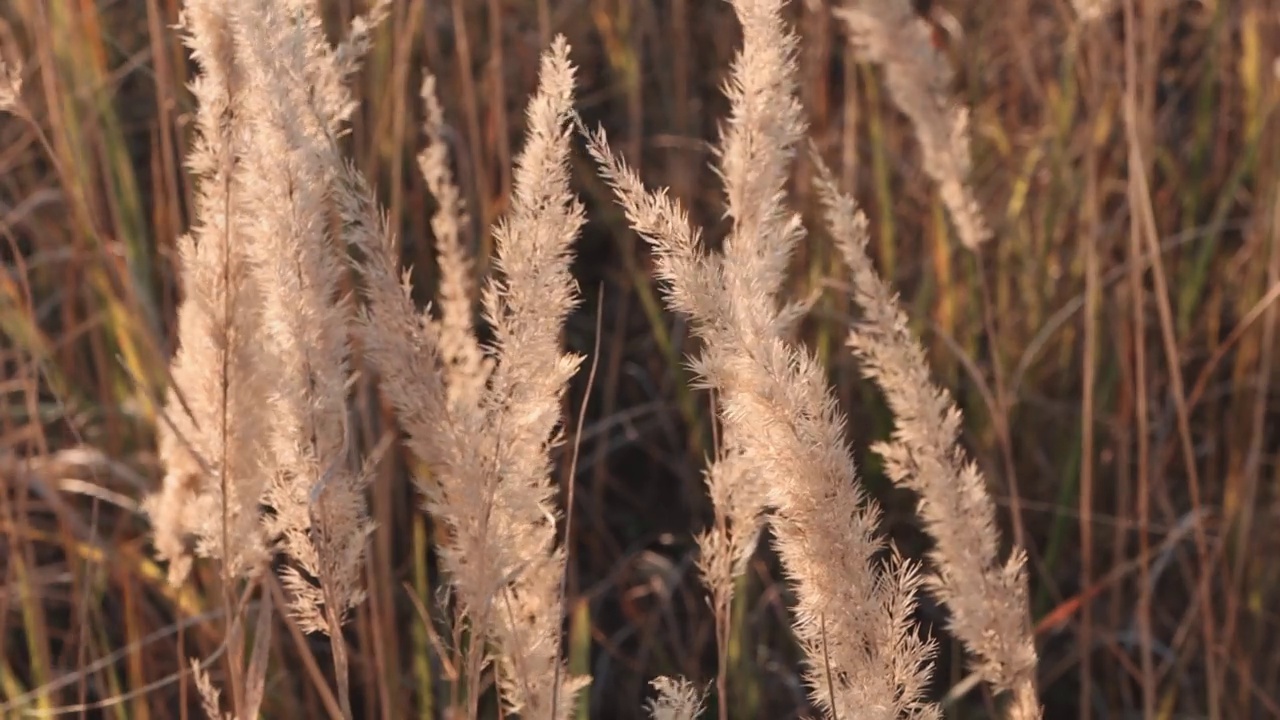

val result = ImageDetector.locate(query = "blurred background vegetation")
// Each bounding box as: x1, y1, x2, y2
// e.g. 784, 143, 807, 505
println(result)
1, 0, 1278, 717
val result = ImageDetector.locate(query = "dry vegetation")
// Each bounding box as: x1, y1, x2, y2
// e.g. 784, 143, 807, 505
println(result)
1, 0, 1278, 718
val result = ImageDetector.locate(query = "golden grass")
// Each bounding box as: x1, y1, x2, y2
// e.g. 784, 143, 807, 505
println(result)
1, 0, 1278, 718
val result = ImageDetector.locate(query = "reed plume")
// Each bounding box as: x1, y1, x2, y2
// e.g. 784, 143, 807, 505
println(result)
145, 1, 389, 716
144, 0, 269, 587
585, 0, 939, 716
136, 1, 1044, 716
0, 56, 21, 110
352, 36, 588, 720
837, 0, 990, 249
814, 157, 1041, 719
646, 677, 707, 720
231, 0, 375, 653
417, 73, 492, 409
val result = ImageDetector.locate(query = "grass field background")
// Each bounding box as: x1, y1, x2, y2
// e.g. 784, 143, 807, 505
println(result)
1, 0, 1278, 717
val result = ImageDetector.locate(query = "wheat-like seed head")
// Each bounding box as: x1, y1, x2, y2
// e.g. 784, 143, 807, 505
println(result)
0, 57, 21, 110
645, 676, 708, 720
585, 1, 944, 716
814, 155, 1040, 717
352, 34, 589, 720
837, 0, 991, 250
146, 0, 1039, 716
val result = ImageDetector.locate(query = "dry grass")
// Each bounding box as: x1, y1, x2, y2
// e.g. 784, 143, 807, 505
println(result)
2, 0, 1279, 718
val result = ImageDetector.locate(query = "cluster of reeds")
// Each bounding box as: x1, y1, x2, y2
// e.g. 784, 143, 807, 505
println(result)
61, 0, 1043, 717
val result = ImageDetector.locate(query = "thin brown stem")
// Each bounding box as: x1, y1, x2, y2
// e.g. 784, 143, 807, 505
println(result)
552, 286, 605, 718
